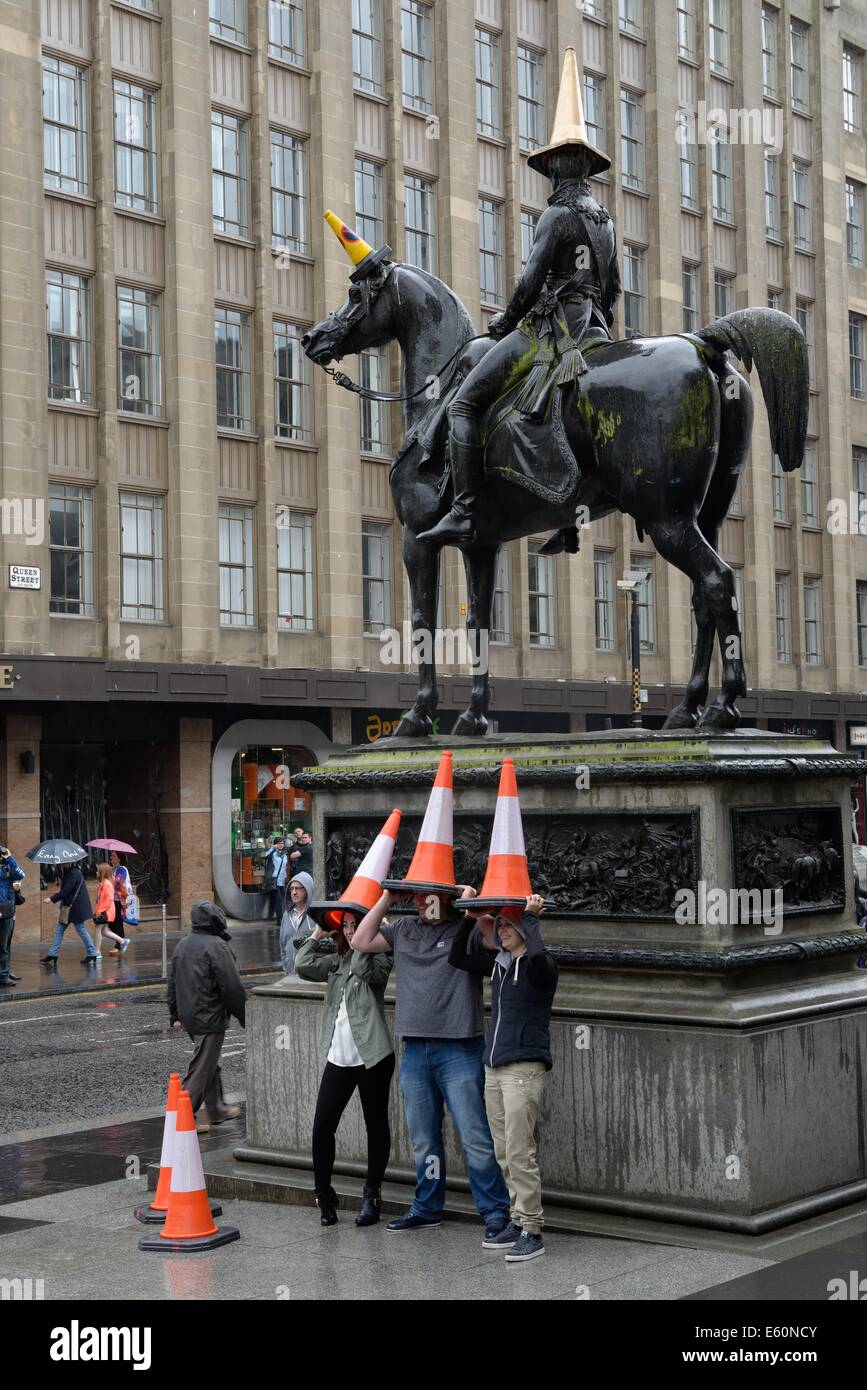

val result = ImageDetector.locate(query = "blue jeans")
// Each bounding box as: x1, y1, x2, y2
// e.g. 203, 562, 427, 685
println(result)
49, 919, 97, 959
400, 1038, 510, 1222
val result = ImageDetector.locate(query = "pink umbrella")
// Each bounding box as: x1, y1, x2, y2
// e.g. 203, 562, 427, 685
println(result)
87, 838, 139, 854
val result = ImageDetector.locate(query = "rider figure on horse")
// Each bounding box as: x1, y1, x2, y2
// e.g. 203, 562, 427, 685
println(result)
419, 48, 621, 550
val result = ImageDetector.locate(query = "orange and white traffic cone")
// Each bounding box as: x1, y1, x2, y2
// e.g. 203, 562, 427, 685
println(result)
139, 1090, 239, 1252
309, 809, 402, 930
466, 758, 552, 913
135, 1073, 222, 1225
382, 750, 458, 898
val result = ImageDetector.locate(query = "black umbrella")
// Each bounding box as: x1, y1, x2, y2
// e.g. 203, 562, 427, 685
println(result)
26, 839, 87, 865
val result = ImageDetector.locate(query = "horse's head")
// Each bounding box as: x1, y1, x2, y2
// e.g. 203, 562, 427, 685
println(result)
302, 259, 395, 367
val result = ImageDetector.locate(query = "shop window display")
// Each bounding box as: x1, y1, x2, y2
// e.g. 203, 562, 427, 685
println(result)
230, 745, 312, 891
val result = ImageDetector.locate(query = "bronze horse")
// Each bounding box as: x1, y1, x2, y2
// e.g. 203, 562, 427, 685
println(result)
303, 262, 808, 737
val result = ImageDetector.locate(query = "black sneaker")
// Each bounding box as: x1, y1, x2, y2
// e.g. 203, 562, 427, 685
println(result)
386, 1211, 443, 1233
505, 1231, 545, 1262
482, 1220, 520, 1250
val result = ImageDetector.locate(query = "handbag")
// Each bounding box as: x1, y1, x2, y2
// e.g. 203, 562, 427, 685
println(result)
13, 888, 25, 907
58, 905, 70, 924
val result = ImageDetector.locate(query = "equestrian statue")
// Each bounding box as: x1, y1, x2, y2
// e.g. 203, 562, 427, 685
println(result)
302, 48, 809, 739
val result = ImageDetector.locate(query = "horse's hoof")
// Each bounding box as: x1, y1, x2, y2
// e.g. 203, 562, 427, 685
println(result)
392, 713, 434, 738
698, 701, 740, 731
663, 705, 699, 731
450, 712, 488, 737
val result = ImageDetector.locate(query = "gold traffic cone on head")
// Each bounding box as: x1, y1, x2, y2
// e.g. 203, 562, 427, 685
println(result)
324, 210, 393, 280
527, 46, 611, 176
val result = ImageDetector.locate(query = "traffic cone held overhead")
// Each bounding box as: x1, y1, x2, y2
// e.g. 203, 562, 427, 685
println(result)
382, 751, 458, 898
309, 809, 402, 930
139, 1090, 239, 1252
464, 758, 554, 915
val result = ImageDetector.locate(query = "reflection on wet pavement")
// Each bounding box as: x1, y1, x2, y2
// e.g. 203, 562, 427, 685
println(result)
0, 1112, 245, 1205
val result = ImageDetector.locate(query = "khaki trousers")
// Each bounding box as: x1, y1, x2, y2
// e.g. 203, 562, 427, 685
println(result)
484, 1060, 547, 1234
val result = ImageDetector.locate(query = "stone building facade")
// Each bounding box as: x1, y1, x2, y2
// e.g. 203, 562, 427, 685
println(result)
0, 0, 866, 934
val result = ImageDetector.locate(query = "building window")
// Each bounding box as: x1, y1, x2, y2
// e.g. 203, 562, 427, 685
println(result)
273, 319, 311, 441
584, 74, 605, 153
270, 130, 306, 253
528, 541, 556, 647
49, 484, 94, 617
800, 440, 818, 526
680, 135, 698, 210
476, 27, 501, 139
268, 0, 304, 64
355, 157, 384, 247
46, 270, 91, 405
404, 174, 436, 273
277, 509, 314, 630
479, 198, 504, 307
630, 559, 655, 653
620, 89, 644, 191
790, 19, 809, 113
520, 209, 539, 268
113, 80, 158, 214
792, 160, 811, 251
209, 0, 245, 43
676, 0, 696, 61
711, 136, 732, 222
518, 45, 545, 153
768, 289, 782, 311
795, 299, 815, 388
858, 581, 867, 667
844, 45, 863, 134
215, 306, 252, 432
682, 263, 699, 333
850, 313, 865, 400
127, 0, 157, 9
764, 151, 780, 238
623, 245, 646, 335
771, 452, 786, 521
212, 110, 248, 238
774, 574, 791, 662
714, 272, 734, 319
117, 285, 161, 417
359, 346, 389, 454
618, 0, 641, 38
762, 6, 778, 100
803, 577, 822, 665
402, 0, 433, 113
846, 180, 864, 267
594, 551, 616, 651
583, 0, 604, 16
491, 547, 511, 644
854, 446, 867, 519
353, 0, 383, 96
708, 0, 730, 77
219, 503, 255, 626
42, 56, 88, 195
362, 521, 392, 634
120, 492, 164, 622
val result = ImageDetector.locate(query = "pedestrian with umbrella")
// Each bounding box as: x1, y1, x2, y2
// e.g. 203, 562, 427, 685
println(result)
28, 840, 98, 967
87, 839, 139, 955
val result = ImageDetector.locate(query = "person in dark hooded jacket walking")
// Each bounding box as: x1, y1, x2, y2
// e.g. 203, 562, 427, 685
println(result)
449, 894, 557, 1263
168, 901, 246, 1133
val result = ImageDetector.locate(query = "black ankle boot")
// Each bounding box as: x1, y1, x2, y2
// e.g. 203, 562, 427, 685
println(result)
355, 1185, 382, 1227
315, 1187, 339, 1226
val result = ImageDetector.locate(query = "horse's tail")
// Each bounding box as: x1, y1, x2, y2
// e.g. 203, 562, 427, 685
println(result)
696, 308, 808, 473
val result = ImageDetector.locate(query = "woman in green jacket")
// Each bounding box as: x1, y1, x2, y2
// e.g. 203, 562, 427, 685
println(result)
296, 912, 394, 1227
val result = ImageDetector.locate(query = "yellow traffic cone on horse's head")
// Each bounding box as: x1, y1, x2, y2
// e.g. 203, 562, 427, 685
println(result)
324, 210, 392, 280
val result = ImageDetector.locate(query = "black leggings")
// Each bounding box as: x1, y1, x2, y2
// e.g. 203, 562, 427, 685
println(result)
312, 1053, 395, 1193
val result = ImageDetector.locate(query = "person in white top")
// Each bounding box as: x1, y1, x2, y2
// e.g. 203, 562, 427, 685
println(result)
295, 911, 394, 1228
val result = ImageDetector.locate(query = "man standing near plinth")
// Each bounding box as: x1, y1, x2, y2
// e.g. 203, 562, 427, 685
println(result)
352, 751, 511, 1243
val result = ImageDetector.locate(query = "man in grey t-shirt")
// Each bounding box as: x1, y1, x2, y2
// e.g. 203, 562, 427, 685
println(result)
353, 887, 510, 1242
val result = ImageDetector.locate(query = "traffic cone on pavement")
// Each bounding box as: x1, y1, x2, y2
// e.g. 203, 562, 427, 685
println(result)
309, 809, 402, 930
135, 1073, 221, 1225
382, 751, 458, 898
139, 1090, 239, 1252
464, 758, 553, 913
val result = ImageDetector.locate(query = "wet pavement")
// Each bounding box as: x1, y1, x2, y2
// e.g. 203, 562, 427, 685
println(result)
0, 919, 282, 1002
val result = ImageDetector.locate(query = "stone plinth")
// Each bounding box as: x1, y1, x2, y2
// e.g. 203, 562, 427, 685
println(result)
230, 731, 867, 1232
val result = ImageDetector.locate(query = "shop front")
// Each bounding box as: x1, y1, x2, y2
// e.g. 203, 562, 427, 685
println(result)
211, 719, 334, 920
